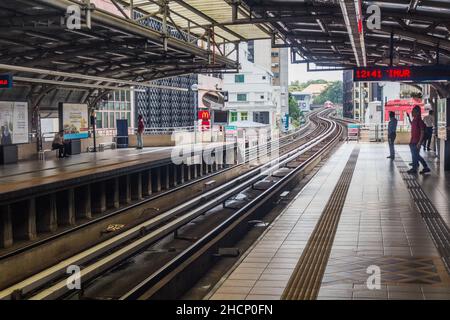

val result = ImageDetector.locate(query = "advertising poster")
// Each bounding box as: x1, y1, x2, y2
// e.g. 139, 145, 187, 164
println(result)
0, 101, 29, 145
437, 98, 447, 141
59, 103, 89, 139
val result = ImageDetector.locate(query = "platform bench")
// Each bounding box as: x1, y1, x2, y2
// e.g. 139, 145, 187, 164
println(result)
98, 142, 116, 152
38, 149, 58, 161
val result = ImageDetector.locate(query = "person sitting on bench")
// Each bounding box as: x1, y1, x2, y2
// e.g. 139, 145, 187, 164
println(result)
52, 130, 68, 158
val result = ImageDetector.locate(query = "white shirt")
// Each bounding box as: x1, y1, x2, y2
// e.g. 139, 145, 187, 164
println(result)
423, 115, 434, 127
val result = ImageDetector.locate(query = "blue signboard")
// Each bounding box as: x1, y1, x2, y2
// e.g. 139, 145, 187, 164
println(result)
0, 74, 13, 89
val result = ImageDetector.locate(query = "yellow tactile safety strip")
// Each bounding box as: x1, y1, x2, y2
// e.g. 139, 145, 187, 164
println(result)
282, 147, 360, 300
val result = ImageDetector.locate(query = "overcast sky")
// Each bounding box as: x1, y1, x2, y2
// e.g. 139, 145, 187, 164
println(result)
288, 61, 343, 84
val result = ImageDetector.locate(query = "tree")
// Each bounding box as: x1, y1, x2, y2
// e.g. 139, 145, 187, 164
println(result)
288, 95, 300, 121
313, 81, 343, 105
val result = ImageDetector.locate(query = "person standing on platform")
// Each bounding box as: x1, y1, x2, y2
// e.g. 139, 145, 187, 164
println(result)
137, 114, 144, 150
1, 125, 12, 145
422, 110, 434, 151
52, 130, 67, 158
387, 111, 398, 160
407, 106, 430, 174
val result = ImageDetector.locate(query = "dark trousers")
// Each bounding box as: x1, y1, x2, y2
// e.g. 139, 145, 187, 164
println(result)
388, 133, 396, 159
52, 143, 66, 158
423, 127, 433, 150
409, 143, 428, 171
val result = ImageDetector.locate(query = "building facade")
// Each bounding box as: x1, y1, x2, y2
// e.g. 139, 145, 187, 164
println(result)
248, 40, 289, 127
223, 44, 276, 129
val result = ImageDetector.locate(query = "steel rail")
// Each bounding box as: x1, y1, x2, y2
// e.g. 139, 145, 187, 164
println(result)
0, 112, 323, 299
120, 114, 343, 299
0, 111, 316, 262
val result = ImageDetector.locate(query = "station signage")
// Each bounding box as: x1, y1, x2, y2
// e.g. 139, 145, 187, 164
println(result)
198, 110, 210, 121
353, 65, 450, 82
0, 74, 13, 89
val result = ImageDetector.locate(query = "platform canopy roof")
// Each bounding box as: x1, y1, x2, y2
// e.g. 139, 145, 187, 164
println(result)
0, 0, 242, 108
237, 0, 450, 69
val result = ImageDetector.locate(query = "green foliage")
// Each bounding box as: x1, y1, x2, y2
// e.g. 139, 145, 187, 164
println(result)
288, 95, 300, 121
312, 81, 343, 105
401, 90, 422, 99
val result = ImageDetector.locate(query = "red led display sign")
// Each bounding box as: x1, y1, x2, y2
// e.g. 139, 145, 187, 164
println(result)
353, 65, 450, 82
0, 74, 13, 89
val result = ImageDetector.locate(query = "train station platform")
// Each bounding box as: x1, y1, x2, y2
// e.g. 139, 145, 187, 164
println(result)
0, 146, 173, 195
208, 142, 450, 300
0, 143, 230, 200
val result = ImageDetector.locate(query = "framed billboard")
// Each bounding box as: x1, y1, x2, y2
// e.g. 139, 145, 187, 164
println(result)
0, 101, 29, 145
59, 103, 89, 140
437, 98, 447, 141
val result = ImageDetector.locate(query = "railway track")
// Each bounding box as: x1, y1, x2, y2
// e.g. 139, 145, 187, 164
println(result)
0, 109, 345, 300
0, 110, 321, 290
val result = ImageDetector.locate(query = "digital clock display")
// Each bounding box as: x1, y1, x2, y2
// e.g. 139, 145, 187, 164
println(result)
353, 65, 450, 82
0, 74, 13, 89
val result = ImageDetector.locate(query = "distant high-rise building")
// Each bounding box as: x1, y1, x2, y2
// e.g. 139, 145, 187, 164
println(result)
343, 70, 354, 118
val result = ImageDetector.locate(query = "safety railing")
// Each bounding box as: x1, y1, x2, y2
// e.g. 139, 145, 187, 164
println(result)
141, 126, 195, 135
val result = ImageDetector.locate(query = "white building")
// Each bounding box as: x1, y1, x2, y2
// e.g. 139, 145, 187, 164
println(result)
291, 91, 312, 112
223, 44, 277, 130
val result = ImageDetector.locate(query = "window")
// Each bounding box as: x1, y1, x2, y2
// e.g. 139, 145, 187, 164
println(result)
262, 76, 266, 80
271, 51, 279, 57
254, 111, 269, 124
103, 112, 108, 128
240, 112, 248, 121
230, 112, 238, 122
96, 112, 102, 129
260, 95, 265, 100
237, 93, 247, 101
235, 74, 245, 83
110, 112, 115, 128
273, 72, 280, 78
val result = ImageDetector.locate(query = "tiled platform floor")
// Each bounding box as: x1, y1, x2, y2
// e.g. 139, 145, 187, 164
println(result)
208, 143, 450, 300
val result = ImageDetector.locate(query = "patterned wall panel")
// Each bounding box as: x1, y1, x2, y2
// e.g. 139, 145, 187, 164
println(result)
133, 13, 198, 129
135, 74, 197, 128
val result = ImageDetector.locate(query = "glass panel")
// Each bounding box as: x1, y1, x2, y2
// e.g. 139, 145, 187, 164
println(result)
96, 112, 102, 129
240, 112, 248, 121
110, 112, 115, 128
234, 74, 244, 83
103, 112, 109, 128
121, 91, 126, 101
237, 94, 247, 101
230, 112, 237, 122
127, 112, 131, 126
126, 90, 131, 101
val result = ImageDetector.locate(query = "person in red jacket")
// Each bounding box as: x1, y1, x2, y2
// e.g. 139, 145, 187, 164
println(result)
137, 114, 144, 149
407, 106, 430, 174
